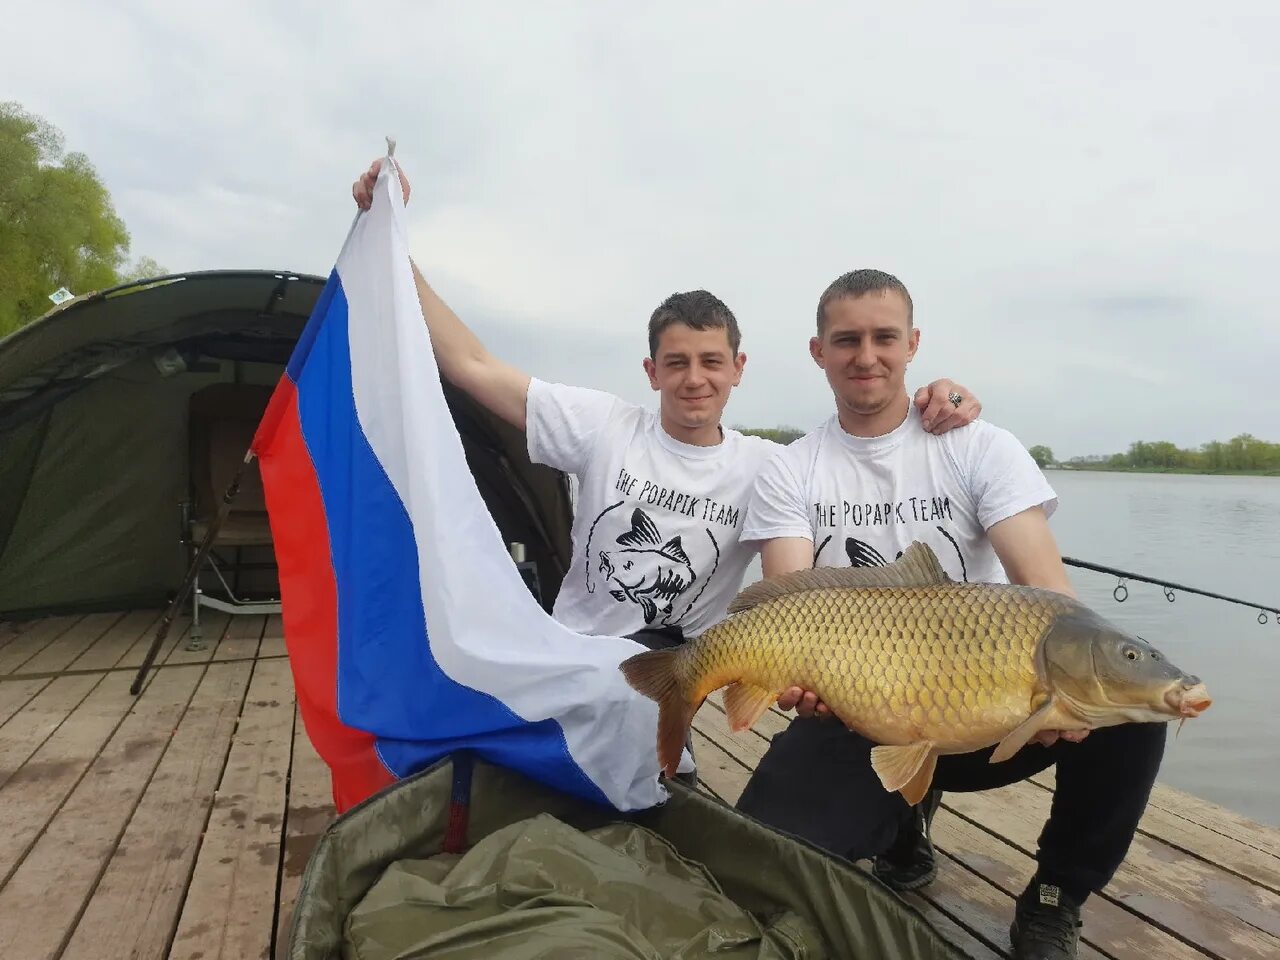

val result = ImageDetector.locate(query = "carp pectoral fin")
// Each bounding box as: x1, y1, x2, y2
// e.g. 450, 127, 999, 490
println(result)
722, 681, 778, 732
870, 741, 936, 799
990, 699, 1056, 764
899, 750, 939, 806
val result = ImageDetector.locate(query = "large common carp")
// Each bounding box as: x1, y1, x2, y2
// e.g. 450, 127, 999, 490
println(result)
620, 542, 1211, 804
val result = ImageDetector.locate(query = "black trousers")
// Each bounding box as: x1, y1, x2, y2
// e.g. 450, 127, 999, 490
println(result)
625, 625, 698, 788
735, 716, 1167, 904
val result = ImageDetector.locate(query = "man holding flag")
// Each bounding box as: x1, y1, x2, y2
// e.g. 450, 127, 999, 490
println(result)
252, 150, 683, 815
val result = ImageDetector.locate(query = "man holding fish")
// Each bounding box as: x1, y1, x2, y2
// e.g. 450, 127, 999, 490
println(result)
702, 268, 1201, 960
350, 161, 1207, 959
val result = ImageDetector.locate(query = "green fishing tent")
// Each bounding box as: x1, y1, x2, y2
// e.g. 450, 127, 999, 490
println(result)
0, 270, 573, 620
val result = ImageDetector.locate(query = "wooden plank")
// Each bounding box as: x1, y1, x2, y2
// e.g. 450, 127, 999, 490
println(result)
688, 729, 753, 803
259, 614, 287, 659
945, 782, 1280, 960
0, 662, 205, 960
0, 676, 51, 729
1131, 803, 1280, 895
0, 673, 102, 790
69, 609, 165, 672
0, 669, 146, 883
169, 658, 295, 960
212, 614, 266, 662
0, 615, 80, 674
0, 619, 26, 652
1142, 783, 1280, 859
1032, 769, 1280, 864
16, 611, 124, 675
693, 702, 769, 766
60, 660, 255, 960
114, 614, 194, 670
273, 705, 335, 959
164, 610, 232, 666
932, 808, 1210, 959
923, 853, 1108, 960
1027, 771, 1280, 895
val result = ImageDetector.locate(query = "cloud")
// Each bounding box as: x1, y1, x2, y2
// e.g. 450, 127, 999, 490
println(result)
3, 1, 1277, 458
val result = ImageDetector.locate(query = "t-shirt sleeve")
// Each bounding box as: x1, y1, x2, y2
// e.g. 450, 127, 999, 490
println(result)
963, 424, 1059, 529
741, 449, 814, 543
525, 377, 623, 475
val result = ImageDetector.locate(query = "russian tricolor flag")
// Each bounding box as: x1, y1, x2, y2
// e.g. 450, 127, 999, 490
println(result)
251, 153, 677, 814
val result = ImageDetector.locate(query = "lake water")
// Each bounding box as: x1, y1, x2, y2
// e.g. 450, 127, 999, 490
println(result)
1046, 470, 1279, 827
743, 470, 1280, 826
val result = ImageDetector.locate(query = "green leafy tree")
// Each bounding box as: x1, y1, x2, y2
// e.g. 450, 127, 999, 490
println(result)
120, 255, 167, 283
1028, 444, 1054, 468
0, 102, 161, 338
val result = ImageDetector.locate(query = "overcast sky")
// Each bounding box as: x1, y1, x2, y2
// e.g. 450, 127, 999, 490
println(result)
6, 2, 1278, 459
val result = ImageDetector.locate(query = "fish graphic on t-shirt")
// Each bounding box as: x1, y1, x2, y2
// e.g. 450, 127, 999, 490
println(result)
598, 509, 696, 624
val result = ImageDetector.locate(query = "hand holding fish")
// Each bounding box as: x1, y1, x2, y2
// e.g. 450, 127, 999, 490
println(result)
1033, 729, 1090, 746
779, 686, 832, 718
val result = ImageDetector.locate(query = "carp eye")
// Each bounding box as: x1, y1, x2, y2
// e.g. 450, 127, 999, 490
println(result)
1124, 648, 1140, 661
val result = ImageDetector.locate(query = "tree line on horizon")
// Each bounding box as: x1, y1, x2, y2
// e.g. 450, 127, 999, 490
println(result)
739, 429, 1277, 475
1027, 437, 1277, 474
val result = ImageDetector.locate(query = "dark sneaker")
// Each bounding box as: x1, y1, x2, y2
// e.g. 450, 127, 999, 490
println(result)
1009, 881, 1083, 959
873, 788, 942, 891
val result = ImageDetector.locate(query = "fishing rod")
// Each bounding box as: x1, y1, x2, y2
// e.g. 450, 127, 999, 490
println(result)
1061, 557, 1280, 624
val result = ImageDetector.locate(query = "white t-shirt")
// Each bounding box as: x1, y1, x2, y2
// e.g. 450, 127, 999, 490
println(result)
526, 378, 783, 638
741, 405, 1057, 584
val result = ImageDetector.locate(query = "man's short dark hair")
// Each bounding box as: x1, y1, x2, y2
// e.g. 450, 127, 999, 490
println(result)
648, 290, 742, 358
815, 269, 914, 335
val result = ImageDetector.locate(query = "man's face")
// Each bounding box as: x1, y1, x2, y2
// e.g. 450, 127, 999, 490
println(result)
810, 290, 919, 417
643, 324, 745, 433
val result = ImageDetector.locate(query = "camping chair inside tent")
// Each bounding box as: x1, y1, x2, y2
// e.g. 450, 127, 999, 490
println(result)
183, 382, 281, 642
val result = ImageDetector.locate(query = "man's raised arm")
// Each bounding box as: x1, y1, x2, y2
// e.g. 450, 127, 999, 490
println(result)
354, 159, 530, 431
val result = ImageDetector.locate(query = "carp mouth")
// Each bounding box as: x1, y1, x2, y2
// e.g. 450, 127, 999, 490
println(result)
1165, 681, 1212, 718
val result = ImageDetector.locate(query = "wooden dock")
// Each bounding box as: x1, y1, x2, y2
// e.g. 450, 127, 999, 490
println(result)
1, 609, 1277, 960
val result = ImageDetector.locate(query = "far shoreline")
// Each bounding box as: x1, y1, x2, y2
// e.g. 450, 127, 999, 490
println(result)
1046, 465, 1279, 477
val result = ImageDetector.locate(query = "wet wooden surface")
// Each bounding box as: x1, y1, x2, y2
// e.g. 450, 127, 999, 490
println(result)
0, 610, 333, 960
1, 609, 1277, 959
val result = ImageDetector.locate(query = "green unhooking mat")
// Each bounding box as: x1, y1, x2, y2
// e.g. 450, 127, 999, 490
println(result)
287, 757, 971, 960
343, 814, 824, 959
